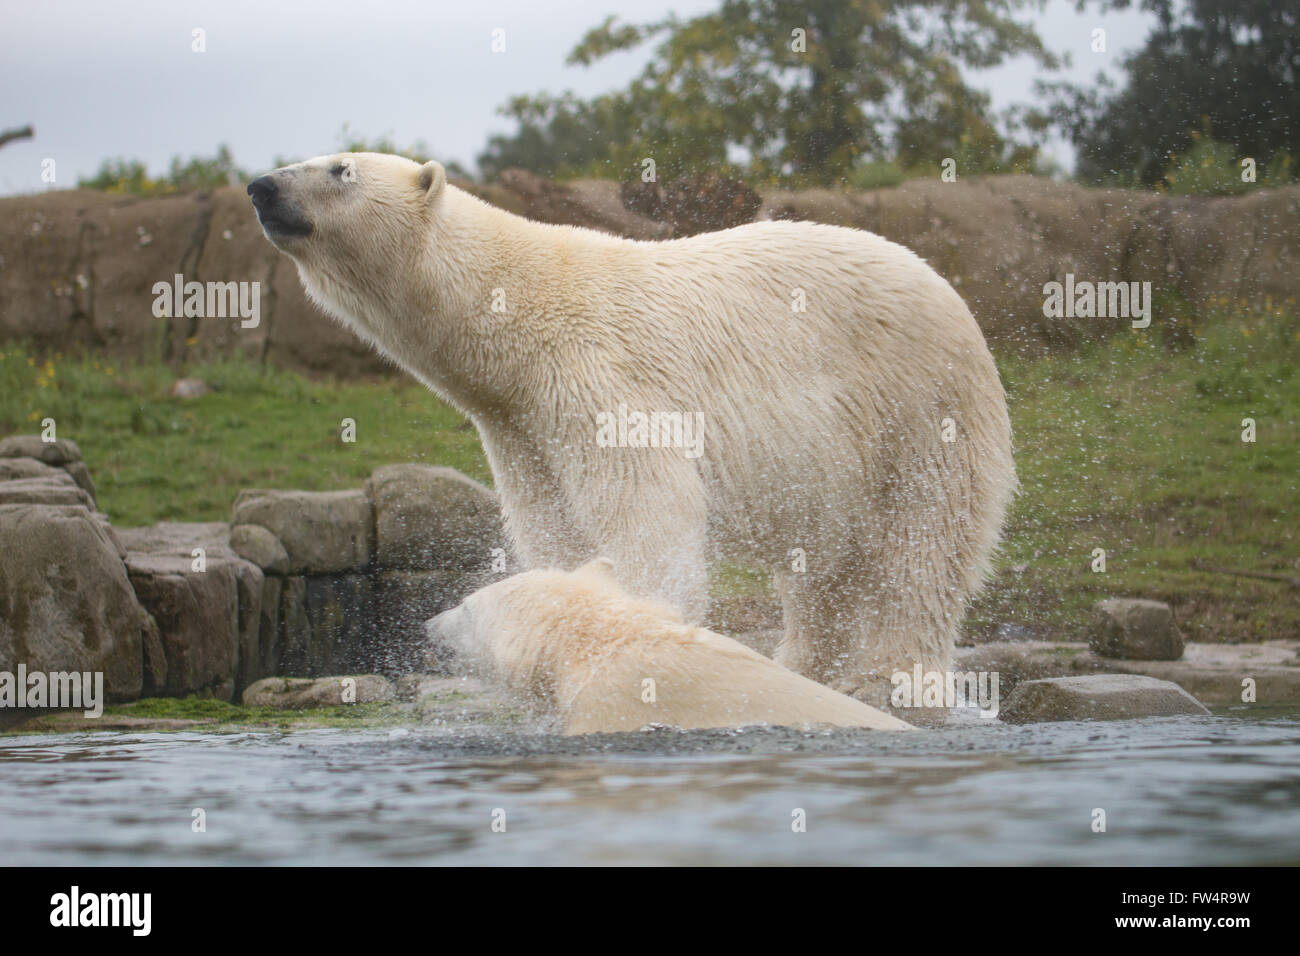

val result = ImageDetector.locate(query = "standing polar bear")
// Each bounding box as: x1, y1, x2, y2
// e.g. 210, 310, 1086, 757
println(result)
427, 559, 914, 734
248, 152, 1015, 715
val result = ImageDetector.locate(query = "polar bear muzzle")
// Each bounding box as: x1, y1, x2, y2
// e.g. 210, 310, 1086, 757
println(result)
247, 174, 313, 242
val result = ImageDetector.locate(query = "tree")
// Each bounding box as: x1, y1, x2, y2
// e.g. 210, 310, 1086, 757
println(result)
479, 0, 1058, 186
1049, 0, 1299, 188
78, 145, 246, 195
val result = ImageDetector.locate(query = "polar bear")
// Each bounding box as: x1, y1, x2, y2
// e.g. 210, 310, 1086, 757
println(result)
426, 559, 914, 734
248, 152, 1015, 716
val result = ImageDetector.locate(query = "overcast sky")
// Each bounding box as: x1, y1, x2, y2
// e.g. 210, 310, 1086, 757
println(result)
0, 0, 1156, 195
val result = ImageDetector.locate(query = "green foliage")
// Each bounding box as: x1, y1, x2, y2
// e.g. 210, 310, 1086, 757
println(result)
844, 159, 908, 190
1161, 128, 1252, 196
479, 0, 1056, 186
968, 302, 1300, 644
0, 347, 489, 525
1053, 0, 1300, 188
78, 144, 246, 195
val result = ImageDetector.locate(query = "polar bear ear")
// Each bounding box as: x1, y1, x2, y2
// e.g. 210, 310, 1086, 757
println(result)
575, 557, 616, 580
417, 160, 446, 203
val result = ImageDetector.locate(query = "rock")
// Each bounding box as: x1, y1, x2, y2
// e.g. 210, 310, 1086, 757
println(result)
276, 569, 469, 680
140, 612, 167, 695
280, 574, 382, 676
0, 457, 65, 482
0, 476, 94, 508
0, 504, 146, 704
0, 450, 96, 504
124, 554, 242, 701
244, 575, 282, 690
1089, 598, 1185, 660
13, 713, 215, 733
62, 461, 97, 503
232, 489, 373, 574
169, 377, 209, 398
0, 435, 82, 466
228, 523, 290, 575
954, 641, 1110, 699
955, 639, 1300, 707
374, 569, 471, 672
365, 464, 502, 570
241, 674, 395, 709
118, 522, 266, 699
1001, 674, 1211, 723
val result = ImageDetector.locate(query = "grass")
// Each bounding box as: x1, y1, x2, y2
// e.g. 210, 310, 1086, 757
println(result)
971, 302, 1299, 644
0, 350, 490, 524
1, 696, 416, 735
2, 304, 1297, 644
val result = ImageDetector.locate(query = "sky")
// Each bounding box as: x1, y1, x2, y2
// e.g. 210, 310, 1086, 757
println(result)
0, 0, 1156, 195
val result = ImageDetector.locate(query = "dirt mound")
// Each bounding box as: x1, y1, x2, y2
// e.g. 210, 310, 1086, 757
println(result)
2, 175, 1295, 372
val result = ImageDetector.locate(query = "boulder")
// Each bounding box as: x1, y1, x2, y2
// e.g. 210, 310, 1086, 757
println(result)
375, 569, 471, 673
279, 574, 377, 677
117, 522, 266, 699
0, 457, 65, 482
124, 553, 242, 700
0, 435, 81, 466
241, 674, 395, 709
0, 476, 94, 508
1089, 598, 1185, 661
0, 503, 146, 704
62, 461, 97, 502
228, 523, 290, 575
365, 464, 502, 571
232, 489, 373, 574
0, 439, 96, 503
1001, 674, 1211, 723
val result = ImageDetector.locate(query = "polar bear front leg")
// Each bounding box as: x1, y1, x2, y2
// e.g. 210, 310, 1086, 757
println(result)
577, 459, 712, 623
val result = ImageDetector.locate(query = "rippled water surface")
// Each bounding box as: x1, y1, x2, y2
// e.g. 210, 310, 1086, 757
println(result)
1, 710, 1297, 865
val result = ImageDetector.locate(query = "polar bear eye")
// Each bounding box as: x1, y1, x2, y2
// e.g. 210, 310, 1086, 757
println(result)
330, 163, 347, 177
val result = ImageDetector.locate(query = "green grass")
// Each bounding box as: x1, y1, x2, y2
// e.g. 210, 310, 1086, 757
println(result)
970, 303, 1299, 644
0, 349, 490, 524
0, 696, 417, 735
2, 304, 1297, 643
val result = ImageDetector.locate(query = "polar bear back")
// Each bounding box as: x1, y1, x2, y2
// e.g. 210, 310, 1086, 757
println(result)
561, 625, 914, 734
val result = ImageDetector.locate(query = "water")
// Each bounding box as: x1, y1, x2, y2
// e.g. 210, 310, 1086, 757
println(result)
1, 710, 1297, 866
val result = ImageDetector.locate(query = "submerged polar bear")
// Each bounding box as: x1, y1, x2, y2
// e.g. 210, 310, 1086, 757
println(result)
426, 559, 913, 734
248, 153, 1015, 715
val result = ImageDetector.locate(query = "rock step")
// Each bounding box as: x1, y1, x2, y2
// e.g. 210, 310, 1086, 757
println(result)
1001, 674, 1211, 723
953, 640, 1300, 708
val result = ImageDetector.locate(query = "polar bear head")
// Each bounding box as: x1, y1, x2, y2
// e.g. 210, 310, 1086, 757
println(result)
425, 558, 684, 702
246, 153, 450, 362
247, 152, 445, 257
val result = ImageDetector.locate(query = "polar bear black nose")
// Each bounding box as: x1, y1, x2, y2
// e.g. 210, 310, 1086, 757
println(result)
246, 175, 277, 206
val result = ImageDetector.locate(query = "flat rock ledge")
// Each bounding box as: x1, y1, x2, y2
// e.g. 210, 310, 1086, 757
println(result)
1001, 674, 1211, 724
242, 675, 396, 709
952, 639, 1300, 707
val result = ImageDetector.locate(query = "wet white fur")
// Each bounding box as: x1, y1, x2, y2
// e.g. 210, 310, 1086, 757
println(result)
429, 560, 914, 734
263, 152, 1016, 713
